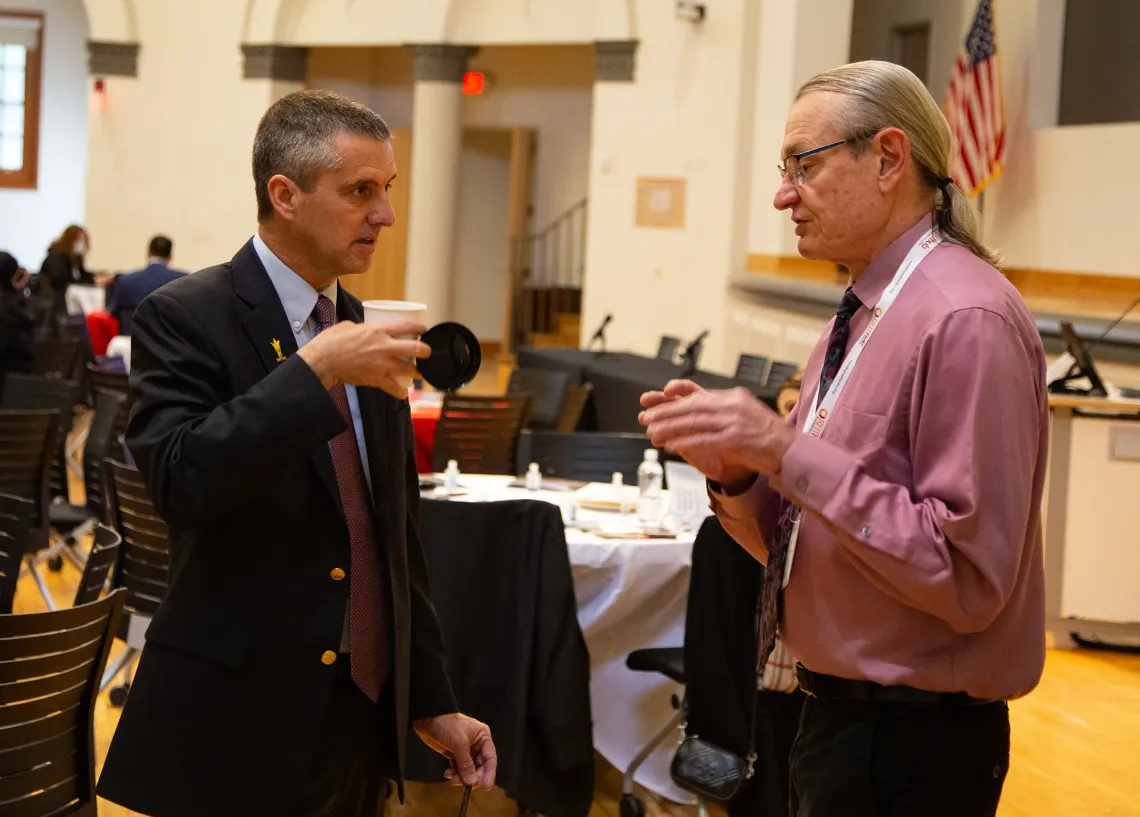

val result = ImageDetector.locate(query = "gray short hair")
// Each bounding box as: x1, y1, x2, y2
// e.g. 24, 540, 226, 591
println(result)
798, 61, 1000, 267
252, 90, 391, 221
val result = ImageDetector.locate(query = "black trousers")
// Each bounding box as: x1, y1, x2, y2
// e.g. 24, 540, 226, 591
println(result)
727, 690, 806, 817
789, 696, 1010, 817
299, 657, 396, 817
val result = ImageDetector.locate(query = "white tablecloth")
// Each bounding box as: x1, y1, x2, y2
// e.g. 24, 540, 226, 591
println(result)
106, 335, 132, 371
425, 475, 698, 803
64, 284, 104, 315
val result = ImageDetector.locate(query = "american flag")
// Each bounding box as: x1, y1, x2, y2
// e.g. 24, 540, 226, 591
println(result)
945, 0, 1005, 196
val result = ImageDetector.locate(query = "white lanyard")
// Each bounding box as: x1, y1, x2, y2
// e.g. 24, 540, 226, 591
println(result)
783, 227, 942, 587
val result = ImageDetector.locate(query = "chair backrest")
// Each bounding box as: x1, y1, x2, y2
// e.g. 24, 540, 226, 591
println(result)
506, 367, 570, 430
555, 384, 592, 433
0, 409, 59, 551
0, 374, 81, 502
83, 389, 127, 520
85, 363, 131, 443
516, 430, 653, 485
734, 354, 769, 384
0, 493, 33, 615
30, 337, 80, 379
432, 394, 532, 476
105, 460, 170, 626
0, 589, 125, 816
765, 360, 799, 389
72, 524, 122, 607
656, 335, 680, 362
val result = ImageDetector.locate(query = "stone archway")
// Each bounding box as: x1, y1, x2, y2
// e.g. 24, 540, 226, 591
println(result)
239, 0, 636, 46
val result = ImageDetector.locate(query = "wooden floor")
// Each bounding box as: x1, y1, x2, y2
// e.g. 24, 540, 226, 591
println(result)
12, 550, 1140, 817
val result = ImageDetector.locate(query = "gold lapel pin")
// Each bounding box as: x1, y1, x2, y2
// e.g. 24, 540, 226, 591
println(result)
271, 338, 286, 363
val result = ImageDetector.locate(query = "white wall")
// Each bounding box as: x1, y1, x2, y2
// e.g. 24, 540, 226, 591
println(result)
308, 45, 593, 236
748, 0, 854, 260
843, 0, 1140, 278
0, 0, 88, 271
84, 1, 301, 274
453, 132, 510, 340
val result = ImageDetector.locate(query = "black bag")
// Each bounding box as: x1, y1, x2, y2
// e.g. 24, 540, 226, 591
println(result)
670, 585, 764, 804
669, 730, 756, 803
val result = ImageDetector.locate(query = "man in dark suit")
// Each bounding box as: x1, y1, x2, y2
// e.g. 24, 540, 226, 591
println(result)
97, 90, 497, 817
105, 234, 186, 334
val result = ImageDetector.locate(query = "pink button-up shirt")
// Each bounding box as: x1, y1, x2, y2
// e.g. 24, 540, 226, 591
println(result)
715, 217, 1048, 701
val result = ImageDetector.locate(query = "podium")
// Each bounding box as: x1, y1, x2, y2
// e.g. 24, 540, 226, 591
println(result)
1045, 393, 1140, 649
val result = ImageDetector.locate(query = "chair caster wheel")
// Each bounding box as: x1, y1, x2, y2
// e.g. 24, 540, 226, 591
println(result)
620, 794, 645, 817
109, 683, 130, 707
48, 555, 64, 572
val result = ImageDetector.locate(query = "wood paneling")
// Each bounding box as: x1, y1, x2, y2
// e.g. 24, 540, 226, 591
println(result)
340, 126, 412, 304
746, 253, 1140, 319
503, 127, 536, 345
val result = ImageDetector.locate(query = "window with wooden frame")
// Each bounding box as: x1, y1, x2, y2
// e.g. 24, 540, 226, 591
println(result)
0, 11, 43, 189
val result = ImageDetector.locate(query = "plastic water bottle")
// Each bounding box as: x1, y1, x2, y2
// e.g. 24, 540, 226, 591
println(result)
443, 459, 460, 493
637, 449, 664, 526
525, 462, 542, 491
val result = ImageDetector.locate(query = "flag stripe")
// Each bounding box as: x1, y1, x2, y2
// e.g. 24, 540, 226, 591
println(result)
944, 0, 1004, 196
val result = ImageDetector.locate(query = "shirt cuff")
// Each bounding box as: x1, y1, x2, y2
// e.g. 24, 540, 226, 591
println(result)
771, 434, 858, 516
708, 475, 769, 522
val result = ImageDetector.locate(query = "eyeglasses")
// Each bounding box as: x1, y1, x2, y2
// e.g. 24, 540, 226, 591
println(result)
778, 132, 879, 186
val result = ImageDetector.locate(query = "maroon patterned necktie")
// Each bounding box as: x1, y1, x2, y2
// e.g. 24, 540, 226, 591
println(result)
756, 287, 862, 673
313, 294, 390, 702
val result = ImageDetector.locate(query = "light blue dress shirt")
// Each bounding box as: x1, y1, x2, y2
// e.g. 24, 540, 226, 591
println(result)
252, 234, 374, 494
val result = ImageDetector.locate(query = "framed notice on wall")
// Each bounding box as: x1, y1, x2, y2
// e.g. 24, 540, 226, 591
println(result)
635, 177, 686, 229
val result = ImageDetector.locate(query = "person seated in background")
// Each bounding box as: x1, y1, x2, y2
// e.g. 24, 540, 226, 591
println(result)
0, 251, 35, 391
39, 224, 94, 318
106, 234, 186, 334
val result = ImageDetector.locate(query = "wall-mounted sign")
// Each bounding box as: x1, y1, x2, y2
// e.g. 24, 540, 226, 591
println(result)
635, 177, 686, 229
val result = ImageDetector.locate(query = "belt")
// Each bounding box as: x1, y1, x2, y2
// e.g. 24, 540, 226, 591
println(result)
795, 665, 995, 707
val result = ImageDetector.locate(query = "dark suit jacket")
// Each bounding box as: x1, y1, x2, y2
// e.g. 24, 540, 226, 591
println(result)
96, 240, 458, 817
410, 499, 594, 817
106, 262, 186, 334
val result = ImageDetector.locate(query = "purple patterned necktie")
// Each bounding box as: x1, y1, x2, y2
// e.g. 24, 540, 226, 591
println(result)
313, 294, 391, 702
756, 287, 862, 671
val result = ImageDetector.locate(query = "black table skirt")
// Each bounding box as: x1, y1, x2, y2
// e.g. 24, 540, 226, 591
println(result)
516, 347, 780, 434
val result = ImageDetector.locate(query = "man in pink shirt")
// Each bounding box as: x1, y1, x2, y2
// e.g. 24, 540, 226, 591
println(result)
641, 61, 1047, 817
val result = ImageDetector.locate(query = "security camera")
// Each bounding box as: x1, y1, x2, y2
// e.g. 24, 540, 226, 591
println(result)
676, 2, 707, 23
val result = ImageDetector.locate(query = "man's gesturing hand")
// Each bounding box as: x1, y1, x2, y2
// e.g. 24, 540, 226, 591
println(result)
639, 383, 797, 484
296, 319, 430, 399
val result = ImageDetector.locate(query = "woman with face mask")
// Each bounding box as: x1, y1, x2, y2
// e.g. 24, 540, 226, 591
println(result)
39, 224, 95, 319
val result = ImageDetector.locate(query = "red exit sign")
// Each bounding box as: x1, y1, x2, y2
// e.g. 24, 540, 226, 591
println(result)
462, 72, 485, 95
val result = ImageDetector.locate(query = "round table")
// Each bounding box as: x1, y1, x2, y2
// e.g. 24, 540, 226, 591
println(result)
423, 474, 702, 803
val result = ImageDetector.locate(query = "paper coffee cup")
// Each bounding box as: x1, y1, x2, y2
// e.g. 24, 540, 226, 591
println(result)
362, 300, 427, 387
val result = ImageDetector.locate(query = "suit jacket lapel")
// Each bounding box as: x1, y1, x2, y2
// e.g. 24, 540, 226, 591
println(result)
233, 240, 341, 513
338, 290, 390, 516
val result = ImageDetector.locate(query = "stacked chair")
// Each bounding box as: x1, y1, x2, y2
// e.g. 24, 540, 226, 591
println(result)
0, 409, 59, 609
0, 589, 126, 815
100, 459, 171, 706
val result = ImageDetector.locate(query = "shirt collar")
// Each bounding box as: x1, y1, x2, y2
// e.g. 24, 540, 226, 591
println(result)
850, 214, 936, 308
251, 233, 338, 333
146, 257, 168, 267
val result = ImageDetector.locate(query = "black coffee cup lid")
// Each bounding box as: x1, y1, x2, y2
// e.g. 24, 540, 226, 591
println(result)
417, 322, 482, 391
